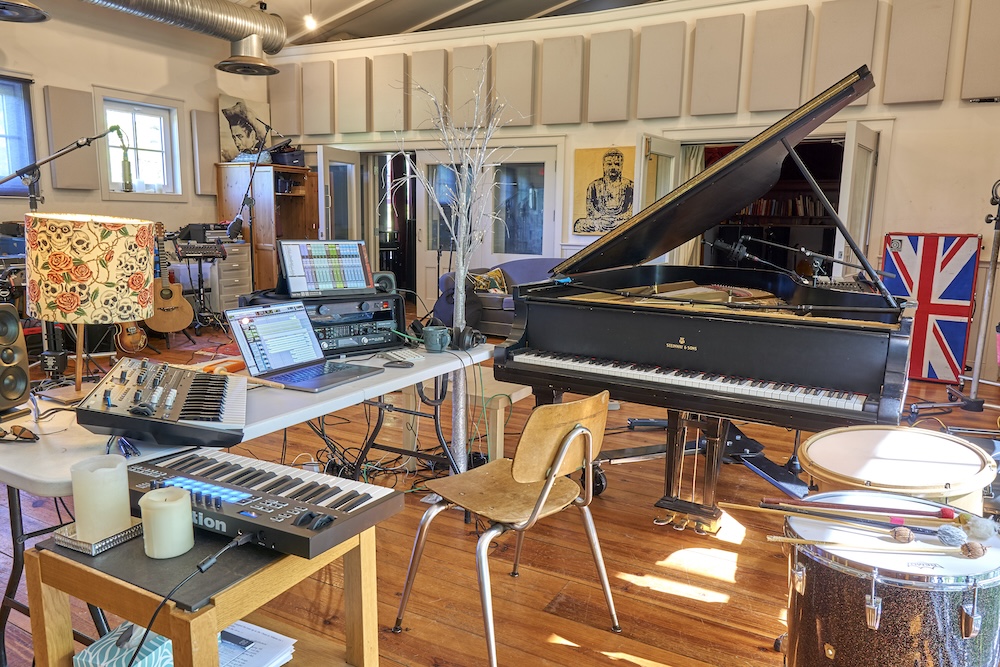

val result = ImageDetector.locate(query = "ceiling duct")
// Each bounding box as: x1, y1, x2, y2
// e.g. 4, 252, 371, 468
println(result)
78, 0, 286, 75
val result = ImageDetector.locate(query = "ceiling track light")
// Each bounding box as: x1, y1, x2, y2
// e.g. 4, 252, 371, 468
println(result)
0, 0, 49, 22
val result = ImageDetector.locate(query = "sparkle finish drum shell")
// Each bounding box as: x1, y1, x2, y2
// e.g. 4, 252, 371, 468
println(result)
784, 491, 1000, 667
798, 426, 997, 514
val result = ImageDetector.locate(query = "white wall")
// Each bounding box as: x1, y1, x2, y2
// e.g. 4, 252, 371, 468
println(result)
0, 0, 268, 230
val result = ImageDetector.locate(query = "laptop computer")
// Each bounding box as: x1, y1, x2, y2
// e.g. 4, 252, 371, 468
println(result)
225, 301, 384, 392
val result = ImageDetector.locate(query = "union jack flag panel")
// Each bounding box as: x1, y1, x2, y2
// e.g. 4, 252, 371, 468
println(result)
882, 233, 981, 383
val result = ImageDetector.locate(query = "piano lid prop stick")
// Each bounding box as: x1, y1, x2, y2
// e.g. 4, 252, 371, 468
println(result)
767, 535, 988, 559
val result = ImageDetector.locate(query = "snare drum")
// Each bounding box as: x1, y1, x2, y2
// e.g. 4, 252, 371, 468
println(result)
799, 426, 997, 514
785, 490, 1000, 666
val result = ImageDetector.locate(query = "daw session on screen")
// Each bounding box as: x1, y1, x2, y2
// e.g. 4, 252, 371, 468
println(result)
277, 239, 377, 298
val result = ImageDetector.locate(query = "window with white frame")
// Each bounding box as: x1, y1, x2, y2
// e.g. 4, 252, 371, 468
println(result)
0, 74, 35, 197
101, 92, 181, 196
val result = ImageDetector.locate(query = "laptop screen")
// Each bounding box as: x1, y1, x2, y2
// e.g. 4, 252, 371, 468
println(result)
277, 239, 376, 299
225, 301, 324, 376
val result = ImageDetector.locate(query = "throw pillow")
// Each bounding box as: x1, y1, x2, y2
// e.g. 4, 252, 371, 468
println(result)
469, 268, 508, 293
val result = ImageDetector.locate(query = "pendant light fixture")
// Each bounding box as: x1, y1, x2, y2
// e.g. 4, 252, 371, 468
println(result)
304, 0, 316, 31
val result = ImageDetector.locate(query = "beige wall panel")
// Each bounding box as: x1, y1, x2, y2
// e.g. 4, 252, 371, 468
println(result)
451, 44, 491, 127
749, 5, 808, 112
302, 60, 334, 135
43, 86, 99, 190
636, 22, 685, 119
191, 109, 219, 196
495, 41, 534, 127
813, 0, 877, 104
587, 30, 633, 122
373, 53, 407, 131
541, 35, 584, 124
961, 0, 1000, 99
410, 49, 447, 130
337, 57, 370, 134
690, 14, 745, 116
268, 63, 301, 135
884, 0, 954, 103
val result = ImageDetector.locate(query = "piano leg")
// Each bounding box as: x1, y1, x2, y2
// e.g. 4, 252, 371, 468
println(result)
532, 387, 563, 406
654, 411, 723, 535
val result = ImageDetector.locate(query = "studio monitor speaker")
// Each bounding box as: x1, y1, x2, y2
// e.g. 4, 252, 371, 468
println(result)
0, 305, 29, 411
373, 271, 397, 294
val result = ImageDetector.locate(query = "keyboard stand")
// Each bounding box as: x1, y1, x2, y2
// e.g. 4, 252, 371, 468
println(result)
190, 257, 226, 334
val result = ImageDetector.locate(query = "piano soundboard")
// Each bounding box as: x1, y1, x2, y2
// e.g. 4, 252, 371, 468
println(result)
128, 448, 403, 558
76, 357, 246, 447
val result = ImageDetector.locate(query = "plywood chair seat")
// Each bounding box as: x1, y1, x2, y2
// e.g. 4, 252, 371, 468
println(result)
425, 459, 582, 524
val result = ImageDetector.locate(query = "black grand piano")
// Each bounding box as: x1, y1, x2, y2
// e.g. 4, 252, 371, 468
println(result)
494, 66, 914, 532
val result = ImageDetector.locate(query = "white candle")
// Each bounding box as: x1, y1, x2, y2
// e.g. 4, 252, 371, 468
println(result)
139, 487, 194, 559
70, 454, 133, 544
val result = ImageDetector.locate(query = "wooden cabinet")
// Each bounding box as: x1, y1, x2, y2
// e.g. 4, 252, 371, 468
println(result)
216, 163, 319, 291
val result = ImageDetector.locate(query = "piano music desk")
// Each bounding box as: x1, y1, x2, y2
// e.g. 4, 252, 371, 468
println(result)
25, 526, 379, 667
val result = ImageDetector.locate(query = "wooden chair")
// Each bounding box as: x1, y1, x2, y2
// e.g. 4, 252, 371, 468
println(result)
391, 391, 621, 666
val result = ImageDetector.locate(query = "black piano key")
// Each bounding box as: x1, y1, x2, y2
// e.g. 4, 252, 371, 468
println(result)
239, 470, 275, 488
269, 478, 305, 495
299, 484, 336, 503
166, 454, 204, 471
259, 475, 294, 493
339, 493, 372, 512
330, 490, 360, 510
311, 486, 345, 505
288, 482, 321, 500
227, 468, 262, 486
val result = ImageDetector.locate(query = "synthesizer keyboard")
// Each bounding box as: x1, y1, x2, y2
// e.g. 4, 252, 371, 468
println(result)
128, 448, 403, 558
77, 357, 247, 447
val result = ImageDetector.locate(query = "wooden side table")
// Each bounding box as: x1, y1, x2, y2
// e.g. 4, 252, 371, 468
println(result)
466, 366, 533, 462
26, 527, 379, 667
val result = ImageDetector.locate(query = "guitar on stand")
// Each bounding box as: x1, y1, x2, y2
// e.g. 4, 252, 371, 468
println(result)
114, 320, 149, 353
172, 238, 228, 334
144, 223, 195, 345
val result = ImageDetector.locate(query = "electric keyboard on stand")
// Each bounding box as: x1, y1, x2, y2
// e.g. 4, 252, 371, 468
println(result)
127, 448, 404, 558
76, 357, 247, 447
495, 66, 914, 533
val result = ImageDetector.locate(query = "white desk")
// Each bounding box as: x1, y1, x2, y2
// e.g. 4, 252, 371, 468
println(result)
0, 344, 492, 667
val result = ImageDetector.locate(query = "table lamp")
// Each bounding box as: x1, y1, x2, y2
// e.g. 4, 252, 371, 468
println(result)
25, 214, 154, 402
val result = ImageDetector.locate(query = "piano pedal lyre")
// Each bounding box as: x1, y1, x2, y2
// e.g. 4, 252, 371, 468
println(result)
653, 411, 725, 535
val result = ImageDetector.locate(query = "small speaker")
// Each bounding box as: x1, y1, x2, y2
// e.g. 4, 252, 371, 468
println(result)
373, 271, 397, 294
0, 304, 29, 412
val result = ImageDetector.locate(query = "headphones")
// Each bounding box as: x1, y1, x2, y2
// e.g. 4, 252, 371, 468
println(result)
453, 326, 485, 351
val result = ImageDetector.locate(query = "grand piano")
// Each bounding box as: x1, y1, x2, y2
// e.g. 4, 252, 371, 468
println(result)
494, 66, 914, 532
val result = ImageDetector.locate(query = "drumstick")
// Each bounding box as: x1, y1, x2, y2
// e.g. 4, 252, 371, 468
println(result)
767, 535, 988, 559
214, 368, 285, 390
760, 496, 958, 519
759, 501, 957, 528
719, 502, 941, 539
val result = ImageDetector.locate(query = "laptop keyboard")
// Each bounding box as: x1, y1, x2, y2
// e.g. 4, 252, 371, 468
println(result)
272, 361, 351, 383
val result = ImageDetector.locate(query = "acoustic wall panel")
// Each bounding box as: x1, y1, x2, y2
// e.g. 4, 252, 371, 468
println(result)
268, 63, 301, 136
373, 53, 406, 131
883, 0, 954, 103
587, 30, 632, 122
451, 45, 490, 127
302, 60, 334, 135
636, 22, 685, 119
541, 36, 584, 124
961, 0, 1000, 100
813, 0, 877, 104
43, 86, 99, 190
336, 57, 370, 134
495, 41, 534, 126
410, 49, 447, 130
748, 5, 808, 111
690, 14, 744, 116
191, 109, 219, 196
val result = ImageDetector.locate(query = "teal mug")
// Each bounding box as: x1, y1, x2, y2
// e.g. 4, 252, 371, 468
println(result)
422, 326, 451, 353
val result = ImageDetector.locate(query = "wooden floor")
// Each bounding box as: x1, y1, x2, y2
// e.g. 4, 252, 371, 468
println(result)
3, 328, 1000, 666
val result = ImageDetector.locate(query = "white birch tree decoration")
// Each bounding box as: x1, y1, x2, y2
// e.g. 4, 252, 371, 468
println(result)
391, 61, 507, 473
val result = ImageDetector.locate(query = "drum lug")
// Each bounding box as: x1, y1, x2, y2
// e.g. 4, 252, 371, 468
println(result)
792, 562, 806, 595
865, 569, 882, 631
961, 585, 982, 640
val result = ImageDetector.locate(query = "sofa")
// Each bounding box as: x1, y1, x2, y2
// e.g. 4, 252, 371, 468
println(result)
433, 257, 562, 338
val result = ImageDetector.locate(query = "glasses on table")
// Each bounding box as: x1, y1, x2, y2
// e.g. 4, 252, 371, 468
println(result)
0, 425, 38, 441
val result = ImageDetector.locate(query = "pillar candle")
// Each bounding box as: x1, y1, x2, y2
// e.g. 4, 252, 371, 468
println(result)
139, 487, 194, 559
70, 454, 133, 544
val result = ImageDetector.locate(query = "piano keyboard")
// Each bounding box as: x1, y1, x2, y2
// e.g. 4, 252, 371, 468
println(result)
128, 448, 403, 558
77, 357, 247, 447
513, 349, 870, 414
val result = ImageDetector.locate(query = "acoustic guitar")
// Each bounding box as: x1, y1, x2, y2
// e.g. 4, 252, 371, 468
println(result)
144, 222, 195, 335
114, 321, 148, 353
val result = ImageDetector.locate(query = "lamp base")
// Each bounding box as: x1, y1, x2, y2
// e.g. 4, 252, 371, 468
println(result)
37, 382, 98, 405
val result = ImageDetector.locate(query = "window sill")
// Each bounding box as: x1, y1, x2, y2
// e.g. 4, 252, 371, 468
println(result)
102, 189, 188, 204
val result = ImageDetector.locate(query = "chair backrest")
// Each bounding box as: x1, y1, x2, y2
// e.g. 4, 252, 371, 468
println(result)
511, 391, 610, 484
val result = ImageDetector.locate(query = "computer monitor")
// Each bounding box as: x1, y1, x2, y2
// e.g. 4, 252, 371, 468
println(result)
277, 239, 376, 299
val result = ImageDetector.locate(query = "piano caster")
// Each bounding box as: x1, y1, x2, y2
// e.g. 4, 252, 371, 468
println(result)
583, 465, 608, 496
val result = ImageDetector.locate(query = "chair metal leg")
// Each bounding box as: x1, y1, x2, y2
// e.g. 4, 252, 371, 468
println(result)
510, 530, 526, 577
578, 505, 621, 632
476, 523, 507, 667
392, 501, 451, 633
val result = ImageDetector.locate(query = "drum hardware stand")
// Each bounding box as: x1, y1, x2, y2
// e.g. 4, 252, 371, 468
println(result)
909, 179, 1000, 423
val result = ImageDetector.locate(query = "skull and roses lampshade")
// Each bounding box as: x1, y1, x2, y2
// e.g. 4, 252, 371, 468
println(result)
25, 213, 155, 397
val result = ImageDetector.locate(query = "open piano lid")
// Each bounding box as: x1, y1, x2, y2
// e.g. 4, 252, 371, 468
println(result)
554, 65, 874, 277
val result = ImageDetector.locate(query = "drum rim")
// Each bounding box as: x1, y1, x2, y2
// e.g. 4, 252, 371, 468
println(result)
785, 491, 1000, 586
799, 425, 998, 495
